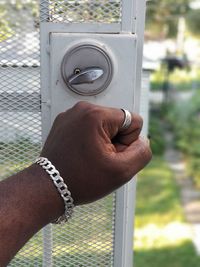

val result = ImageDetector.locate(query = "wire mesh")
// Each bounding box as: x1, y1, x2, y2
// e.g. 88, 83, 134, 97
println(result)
52, 196, 115, 267
1, 0, 116, 266
0, 0, 42, 266
40, 0, 122, 23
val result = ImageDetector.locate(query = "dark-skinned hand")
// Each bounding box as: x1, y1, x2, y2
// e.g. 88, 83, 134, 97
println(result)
41, 101, 152, 205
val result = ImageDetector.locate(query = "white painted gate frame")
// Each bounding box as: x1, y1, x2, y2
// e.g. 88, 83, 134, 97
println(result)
40, 1, 147, 266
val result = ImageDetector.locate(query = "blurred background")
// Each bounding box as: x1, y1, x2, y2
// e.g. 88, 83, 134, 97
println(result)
1, 0, 200, 266
135, 0, 200, 266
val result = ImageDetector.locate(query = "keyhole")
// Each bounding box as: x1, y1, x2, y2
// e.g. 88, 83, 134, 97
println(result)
74, 68, 81, 75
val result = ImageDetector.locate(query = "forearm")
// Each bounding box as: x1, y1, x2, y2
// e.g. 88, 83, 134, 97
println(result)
0, 164, 63, 266
0, 102, 152, 266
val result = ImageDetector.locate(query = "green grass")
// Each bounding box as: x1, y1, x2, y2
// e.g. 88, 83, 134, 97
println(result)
135, 241, 200, 267
134, 157, 200, 267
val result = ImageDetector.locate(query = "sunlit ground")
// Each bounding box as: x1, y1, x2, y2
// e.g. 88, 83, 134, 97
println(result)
134, 157, 200, 267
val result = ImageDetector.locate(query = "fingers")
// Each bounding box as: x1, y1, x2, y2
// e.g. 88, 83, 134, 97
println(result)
116, 112, 143, 145
71, 102, 143, 147
69, 102, 143, 146
116, 137, 152, 182
101, 107, 143, 145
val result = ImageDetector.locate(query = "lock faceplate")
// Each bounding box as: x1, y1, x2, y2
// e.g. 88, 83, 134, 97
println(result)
61, 44, 113, 96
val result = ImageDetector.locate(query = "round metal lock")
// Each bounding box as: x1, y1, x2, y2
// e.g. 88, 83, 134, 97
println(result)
61, 44, 113, 96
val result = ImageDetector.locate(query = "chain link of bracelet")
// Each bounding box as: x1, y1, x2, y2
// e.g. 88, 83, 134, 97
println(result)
35, 157, 74, 224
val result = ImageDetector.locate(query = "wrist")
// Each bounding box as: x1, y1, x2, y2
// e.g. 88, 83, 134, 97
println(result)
35, 157, 74, 224
26, 163, 65, 225
0, 164, 65, 265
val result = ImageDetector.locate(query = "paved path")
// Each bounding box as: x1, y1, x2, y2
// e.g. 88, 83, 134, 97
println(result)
165, 134, 200, 254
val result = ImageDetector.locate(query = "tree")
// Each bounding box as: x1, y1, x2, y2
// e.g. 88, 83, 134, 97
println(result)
186, 8, 200, 37
145, 0, 191, 39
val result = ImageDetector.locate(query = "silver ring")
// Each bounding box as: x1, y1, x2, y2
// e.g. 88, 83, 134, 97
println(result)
120, 109, 132, 131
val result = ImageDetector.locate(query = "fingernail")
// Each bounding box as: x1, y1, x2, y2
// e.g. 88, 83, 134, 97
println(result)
147, 134, 151, 140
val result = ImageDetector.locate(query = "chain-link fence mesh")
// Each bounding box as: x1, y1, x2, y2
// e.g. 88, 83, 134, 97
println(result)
0, 0, 41, 177
40, 0, 122, 23
52, 196, 115, 267
0, 0, 42, 266
1, 0, 116, 266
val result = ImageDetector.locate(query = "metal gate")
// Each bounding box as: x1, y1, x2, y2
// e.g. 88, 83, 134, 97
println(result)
0, 1, 146, 266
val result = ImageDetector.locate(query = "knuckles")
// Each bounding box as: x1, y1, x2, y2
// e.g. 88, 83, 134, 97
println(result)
138, 139, 152, 164
54, 112, 66, 124
73, 101, 92, 111
73, 101, 103, 122
133, 113, 143, 130
116, 139, 152, 183
55, 101, 104, 126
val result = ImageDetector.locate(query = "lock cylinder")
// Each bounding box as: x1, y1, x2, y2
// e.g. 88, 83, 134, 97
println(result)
61, 44, 113, 96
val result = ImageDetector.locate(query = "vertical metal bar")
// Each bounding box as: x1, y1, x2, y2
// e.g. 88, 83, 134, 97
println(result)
134, 0, 147, 113
132, 1, 147, 266
140, 71, 150, 135
39, 1, 147, 267
40, 25, 52, 143
121, 0, 135, 32
40, 0, 49, 22
113, 180, 136, 267
40, 1, 53, 266
42, 225, 53, 267
114, 1, 147, 266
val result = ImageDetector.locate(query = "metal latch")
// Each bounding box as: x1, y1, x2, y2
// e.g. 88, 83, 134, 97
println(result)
69, 67, 104, 85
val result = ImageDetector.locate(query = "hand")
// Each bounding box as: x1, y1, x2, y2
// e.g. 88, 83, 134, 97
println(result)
41, 101, 152, 205
0, 102, 152, 266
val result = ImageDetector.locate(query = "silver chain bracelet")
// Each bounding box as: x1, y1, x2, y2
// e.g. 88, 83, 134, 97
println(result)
35, 157, 74, 224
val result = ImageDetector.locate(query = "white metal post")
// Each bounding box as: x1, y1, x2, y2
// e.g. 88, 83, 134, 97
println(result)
39, 1, 147, 266
121, 0, 136, 32
134, 0, 147, 113
133, 1, 147, 265
113, 181, 137, 267
42, 225, 53, 267
113, 1, 147, 266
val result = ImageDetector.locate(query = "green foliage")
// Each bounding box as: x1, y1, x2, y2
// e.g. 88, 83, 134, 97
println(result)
149, 116, 165, 155
151, 68, 200, 91
188, 158, 200, 188
146, 0, 191, 38
167, 91, 200, 152
186, 9, 200, 37
150, 67, 166, 90
167, 91, 200, 187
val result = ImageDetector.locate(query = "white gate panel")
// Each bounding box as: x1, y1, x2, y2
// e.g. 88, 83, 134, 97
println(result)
0, 0, 147, 266
42, 32, 137, 267
40, 0, 146, 266
49, 33, 137, 117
